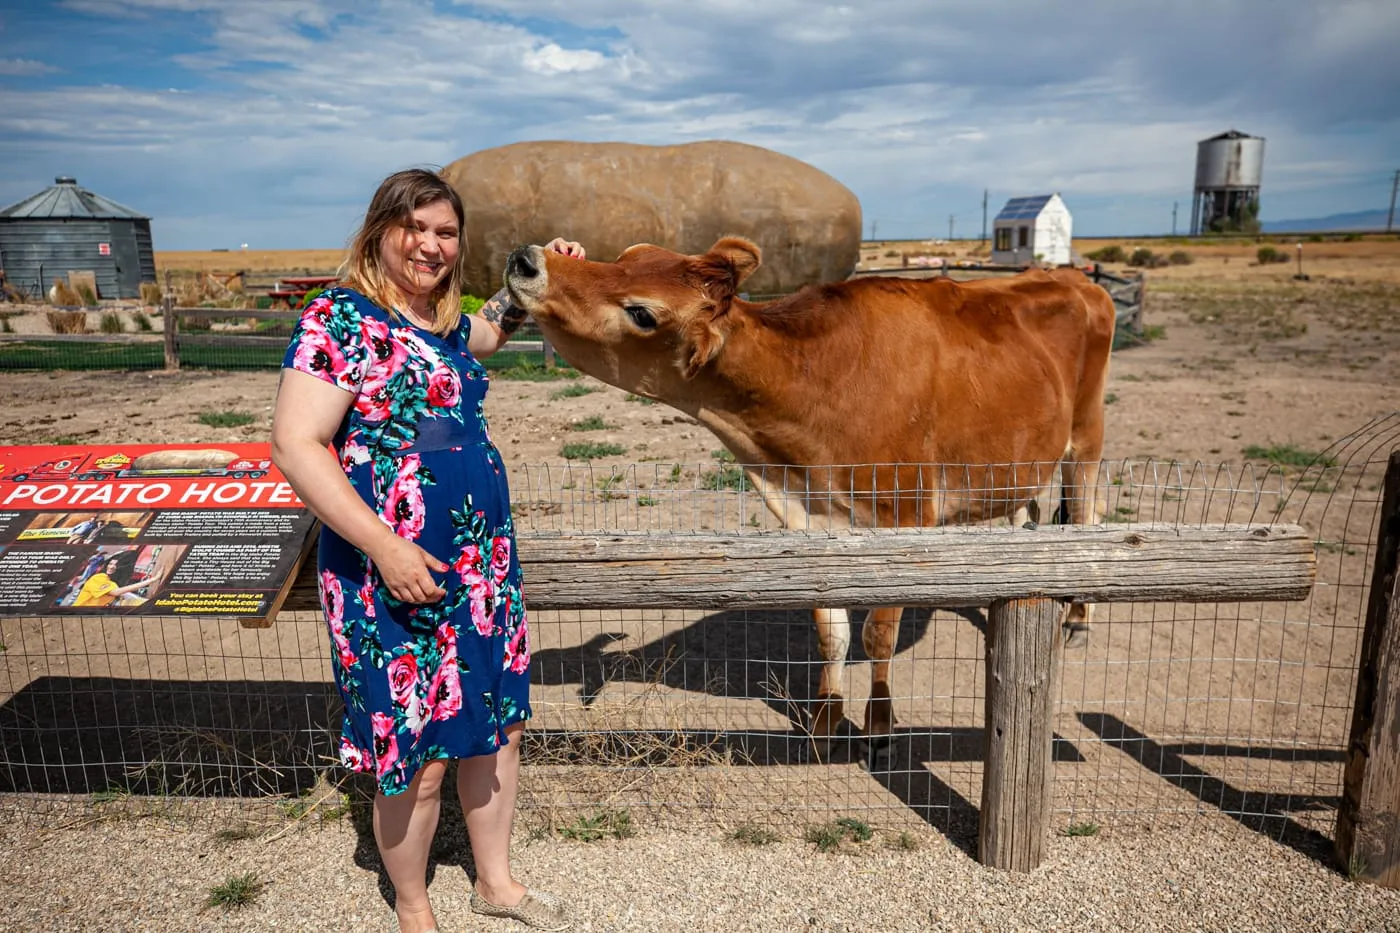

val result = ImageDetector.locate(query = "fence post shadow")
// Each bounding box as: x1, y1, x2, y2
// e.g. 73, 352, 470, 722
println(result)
1075, 711, 1340, 865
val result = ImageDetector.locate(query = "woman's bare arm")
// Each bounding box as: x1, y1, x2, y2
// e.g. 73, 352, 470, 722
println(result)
270, 368, 447, 603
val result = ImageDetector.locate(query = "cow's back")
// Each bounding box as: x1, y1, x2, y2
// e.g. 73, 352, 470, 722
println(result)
739, 270, 1111, 471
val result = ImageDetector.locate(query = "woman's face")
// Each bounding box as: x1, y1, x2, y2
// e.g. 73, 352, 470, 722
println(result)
104, 559, 120, 575
378, 199, 460, 305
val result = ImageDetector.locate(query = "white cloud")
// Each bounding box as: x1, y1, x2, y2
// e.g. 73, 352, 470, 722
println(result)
523, 43, 608, 75
0, 57, 58, 76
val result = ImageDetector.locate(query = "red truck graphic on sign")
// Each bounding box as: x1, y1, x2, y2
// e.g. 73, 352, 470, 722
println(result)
5, 451, 271, 482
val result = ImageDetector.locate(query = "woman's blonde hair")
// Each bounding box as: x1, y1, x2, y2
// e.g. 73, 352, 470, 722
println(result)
340, 168, 467, 336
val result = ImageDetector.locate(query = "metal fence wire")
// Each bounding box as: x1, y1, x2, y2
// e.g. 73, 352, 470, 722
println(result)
1, 413, 1396, 841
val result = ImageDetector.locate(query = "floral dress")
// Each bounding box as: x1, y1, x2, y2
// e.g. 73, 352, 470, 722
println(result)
282, 287, 531, 795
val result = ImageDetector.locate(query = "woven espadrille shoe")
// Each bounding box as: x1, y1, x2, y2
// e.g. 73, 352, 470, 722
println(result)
469, 887, 571, 931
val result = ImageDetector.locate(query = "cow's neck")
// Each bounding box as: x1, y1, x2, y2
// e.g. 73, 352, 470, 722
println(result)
683, 302, 853, 467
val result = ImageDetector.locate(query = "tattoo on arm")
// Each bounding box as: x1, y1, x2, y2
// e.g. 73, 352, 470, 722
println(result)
479, 287, 528, 336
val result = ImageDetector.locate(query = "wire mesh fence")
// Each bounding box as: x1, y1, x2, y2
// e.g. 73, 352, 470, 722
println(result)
1, 414, 1396, 843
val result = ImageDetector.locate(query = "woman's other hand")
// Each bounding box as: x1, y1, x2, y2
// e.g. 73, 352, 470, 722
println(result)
543, 237, 585, 259
369, 533, 448, 603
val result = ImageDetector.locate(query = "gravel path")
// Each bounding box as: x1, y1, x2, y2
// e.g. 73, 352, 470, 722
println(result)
3, 812, 1398, 932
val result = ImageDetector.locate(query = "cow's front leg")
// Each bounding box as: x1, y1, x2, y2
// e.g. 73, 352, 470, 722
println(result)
808, 607, 851, 760
862, 606, 902, 770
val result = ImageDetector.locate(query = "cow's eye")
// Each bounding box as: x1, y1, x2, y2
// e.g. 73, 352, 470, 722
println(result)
623, 305, 658, 330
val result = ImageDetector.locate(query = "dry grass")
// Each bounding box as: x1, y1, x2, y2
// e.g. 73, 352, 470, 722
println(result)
48, 279, 83, 307
156, 249, 346, 275
45, 310, 88, 334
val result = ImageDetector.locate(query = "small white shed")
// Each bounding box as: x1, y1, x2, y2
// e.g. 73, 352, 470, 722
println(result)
990, 193, 1072, 266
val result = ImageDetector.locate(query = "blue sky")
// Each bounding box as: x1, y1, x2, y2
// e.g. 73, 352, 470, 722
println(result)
2, 0, 1398, 250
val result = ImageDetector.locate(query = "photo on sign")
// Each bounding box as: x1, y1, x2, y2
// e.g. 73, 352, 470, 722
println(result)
52, 543, 186, 609
18, 510, 156, 544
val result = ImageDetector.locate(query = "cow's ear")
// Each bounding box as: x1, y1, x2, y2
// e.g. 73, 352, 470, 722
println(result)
696, 236, 761, 295
681, 317, 726, 380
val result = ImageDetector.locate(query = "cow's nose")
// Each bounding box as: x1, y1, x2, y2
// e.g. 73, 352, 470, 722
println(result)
507, 247, 538, 280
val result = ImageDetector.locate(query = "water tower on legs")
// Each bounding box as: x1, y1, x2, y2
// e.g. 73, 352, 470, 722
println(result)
1190, 130, 1265, 235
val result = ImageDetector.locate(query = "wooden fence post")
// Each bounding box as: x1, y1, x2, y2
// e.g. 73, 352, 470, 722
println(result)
542, 334, 556, 370
980, 596, 1064, 871
162, 270, 179, 372
1336, 450, 1400, 888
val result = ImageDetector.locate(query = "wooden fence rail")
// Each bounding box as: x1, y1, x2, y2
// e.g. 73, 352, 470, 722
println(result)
280, 520, 1316, 873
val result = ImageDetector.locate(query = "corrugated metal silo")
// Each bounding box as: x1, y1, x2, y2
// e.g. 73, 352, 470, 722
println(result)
1190, 130, 1265, 235
0, 176, 157, 300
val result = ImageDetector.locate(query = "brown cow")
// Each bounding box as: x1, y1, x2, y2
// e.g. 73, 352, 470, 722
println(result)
504, 237, 1115, 759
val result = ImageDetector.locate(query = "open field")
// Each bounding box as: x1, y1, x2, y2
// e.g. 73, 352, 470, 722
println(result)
2, 242, 1400, 930
145, 233, 1400, 290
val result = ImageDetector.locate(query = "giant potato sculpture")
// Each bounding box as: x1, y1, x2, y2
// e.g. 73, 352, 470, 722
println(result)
441, 140, 862, 297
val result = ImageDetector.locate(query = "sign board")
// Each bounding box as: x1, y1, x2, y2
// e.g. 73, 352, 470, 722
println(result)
98, 242, 111, 256
0, 443, 317, 626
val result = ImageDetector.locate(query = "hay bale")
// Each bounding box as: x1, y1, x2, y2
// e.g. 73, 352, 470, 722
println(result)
442, 140, 862, 297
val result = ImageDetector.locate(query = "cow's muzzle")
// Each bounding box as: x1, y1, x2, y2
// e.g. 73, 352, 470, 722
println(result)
504, 244, 547, 309
507, 246, 540, 280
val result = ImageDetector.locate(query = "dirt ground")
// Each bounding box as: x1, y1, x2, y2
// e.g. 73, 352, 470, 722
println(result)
1, 241, 1398, 930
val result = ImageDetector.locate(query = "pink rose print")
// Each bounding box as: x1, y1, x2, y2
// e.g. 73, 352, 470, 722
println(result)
339, 737, 366, 772
371, 711, 399, 778
426, 367, 461, 409
354, 369, 394, 423
435, 620, 457, 655
388, 651, 427, 735
468, 574, 495, 636
358, 569, 377, 620
394, 329, 441, 370
319, 569, 344, 623
427, 642, 463, 722
320, 571, 356, 668
361, 315, 408, 375
381, 455, 426, 540
490, 536, 511, 587
387, 653, 419, 709
339, 439, 370, 472
453, 543, 483, 579
293, 318, 351, 387
505, 617, 531, 674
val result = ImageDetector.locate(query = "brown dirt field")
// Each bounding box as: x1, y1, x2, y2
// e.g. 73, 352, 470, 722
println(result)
155, 248, 346, 276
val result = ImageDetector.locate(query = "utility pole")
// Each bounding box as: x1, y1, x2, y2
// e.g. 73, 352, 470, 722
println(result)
948, 215, 955, 241
982, 189, 989, 245
1172, 201, 1178, 237
871, 219, 878, 242
1388, 169, 1398, 234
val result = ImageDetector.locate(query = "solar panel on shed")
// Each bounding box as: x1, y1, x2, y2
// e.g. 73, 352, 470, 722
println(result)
994, 195, 1053, 222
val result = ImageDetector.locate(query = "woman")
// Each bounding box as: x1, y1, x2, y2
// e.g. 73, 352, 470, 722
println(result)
71, 553, 151, 607
271, 168, 580, 933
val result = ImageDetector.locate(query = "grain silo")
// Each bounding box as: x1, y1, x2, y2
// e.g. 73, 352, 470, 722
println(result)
0, 176, 156, 300
1189, 130, 1265, 235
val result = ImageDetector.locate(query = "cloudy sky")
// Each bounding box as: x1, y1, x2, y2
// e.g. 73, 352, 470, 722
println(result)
2, 0, 1398, 249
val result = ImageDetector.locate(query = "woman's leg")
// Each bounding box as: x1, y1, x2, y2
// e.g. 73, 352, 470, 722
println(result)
375, 759, 447, 933
457, 722, 527, 905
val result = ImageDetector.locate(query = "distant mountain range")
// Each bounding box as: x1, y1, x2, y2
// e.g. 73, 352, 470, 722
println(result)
1261, 209, 1392, 233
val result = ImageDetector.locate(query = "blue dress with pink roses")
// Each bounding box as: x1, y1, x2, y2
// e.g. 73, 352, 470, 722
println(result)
282, 287, 531, 796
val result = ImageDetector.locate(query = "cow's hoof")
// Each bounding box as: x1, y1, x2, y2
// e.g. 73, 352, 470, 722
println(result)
861, 735, 895, 772
1062, 622, 1091, 649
